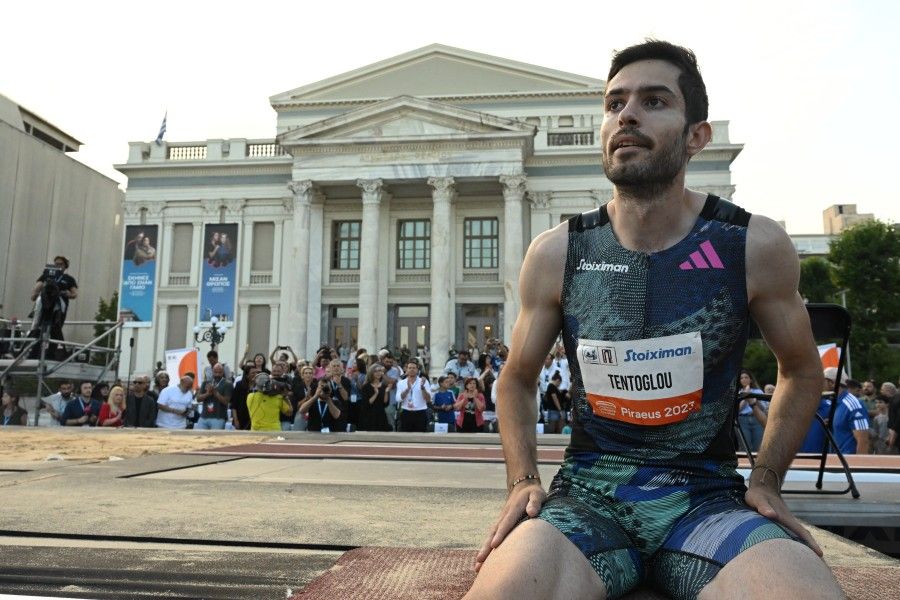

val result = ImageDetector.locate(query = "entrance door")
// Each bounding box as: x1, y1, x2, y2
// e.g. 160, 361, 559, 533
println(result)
461, 305, 499, 352
330, 306, 358, 351
395, 305, 429, 354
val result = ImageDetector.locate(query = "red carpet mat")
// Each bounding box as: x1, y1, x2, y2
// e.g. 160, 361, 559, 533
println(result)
291, 548, 895, 600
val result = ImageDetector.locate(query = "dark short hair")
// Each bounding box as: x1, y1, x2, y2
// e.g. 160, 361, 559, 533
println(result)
457, 350, 469, 356
608, 39, 708, 125
407, 360, 419, 368
79, 380, 93, 389
438, 375, 447, 385
53, 255, 70, 268
846, 378, 861, 388
207, 350, 218, 359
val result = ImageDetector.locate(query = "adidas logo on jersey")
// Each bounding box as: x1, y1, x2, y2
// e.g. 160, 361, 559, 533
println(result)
679, 240, 725, 270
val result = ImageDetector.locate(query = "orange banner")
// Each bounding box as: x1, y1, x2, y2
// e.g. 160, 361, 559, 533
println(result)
587, 389, 702, 426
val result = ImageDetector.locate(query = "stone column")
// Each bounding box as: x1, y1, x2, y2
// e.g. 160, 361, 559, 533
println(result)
287, 180, 314, 354
357, 179, 386, 352
527, 191, 553, 241
427, 176, 455, 372
500, 174, 527, 343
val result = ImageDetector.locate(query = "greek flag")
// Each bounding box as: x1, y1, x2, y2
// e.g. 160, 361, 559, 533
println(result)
154, 112, 167, 145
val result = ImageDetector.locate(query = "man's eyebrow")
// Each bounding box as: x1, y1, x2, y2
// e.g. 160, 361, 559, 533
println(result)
605, 84, 677, 98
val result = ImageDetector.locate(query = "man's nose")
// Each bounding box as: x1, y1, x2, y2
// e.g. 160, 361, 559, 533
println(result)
618, 97, 641, 127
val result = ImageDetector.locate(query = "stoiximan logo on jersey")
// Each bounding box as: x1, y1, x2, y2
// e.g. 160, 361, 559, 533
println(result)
576, 259, 629, 273
624, 344, 693, 362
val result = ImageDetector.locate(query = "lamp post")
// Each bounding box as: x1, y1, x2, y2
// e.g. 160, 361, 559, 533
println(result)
193, 316, 230, 351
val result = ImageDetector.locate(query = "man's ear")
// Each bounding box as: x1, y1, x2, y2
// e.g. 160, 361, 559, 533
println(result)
686, 121, 712, 157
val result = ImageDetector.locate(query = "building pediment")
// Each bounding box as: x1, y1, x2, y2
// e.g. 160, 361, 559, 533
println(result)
277, 96, 536, 147
270, 44, 604, 106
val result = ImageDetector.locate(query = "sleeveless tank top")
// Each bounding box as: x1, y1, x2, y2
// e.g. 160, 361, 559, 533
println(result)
562, 195, 752, 468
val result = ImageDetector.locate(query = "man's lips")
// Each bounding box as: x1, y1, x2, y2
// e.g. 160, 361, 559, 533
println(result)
610, 132, 652, 153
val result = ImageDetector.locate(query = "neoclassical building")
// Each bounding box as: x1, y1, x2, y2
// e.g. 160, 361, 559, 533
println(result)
116, 45, 742, 373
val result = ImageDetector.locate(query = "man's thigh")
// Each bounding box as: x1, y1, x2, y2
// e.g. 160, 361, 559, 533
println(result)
650, 495, 840, 600
465, 518, 607, 600
698, 538, 844, 600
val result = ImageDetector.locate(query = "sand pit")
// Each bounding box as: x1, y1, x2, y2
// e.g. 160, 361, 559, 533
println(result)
0, 428, 268, 463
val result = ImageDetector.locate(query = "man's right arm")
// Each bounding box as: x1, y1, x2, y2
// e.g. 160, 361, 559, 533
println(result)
475, 223, 567, 570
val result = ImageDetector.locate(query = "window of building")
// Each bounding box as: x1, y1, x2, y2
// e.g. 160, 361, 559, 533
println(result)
251, 221, 275, 271
247, 305, 271, 357
397, 219, 430, 270
170, 224, 193, 273
464, 218, 499, 269
332, 221, 361, 270
557, 115, 574, 127
165, 306, 188, 350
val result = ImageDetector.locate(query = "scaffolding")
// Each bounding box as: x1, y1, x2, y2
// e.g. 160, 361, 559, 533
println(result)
0, 317, 123, 426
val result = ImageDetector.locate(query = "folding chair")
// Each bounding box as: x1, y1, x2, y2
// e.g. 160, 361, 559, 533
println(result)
735, 303, 860, 498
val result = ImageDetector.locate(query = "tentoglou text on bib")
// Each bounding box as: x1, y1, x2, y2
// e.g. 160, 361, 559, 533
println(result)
577, 332, 703, 426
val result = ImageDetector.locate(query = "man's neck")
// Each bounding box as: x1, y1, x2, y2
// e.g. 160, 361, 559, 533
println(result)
608, 181, 705, 253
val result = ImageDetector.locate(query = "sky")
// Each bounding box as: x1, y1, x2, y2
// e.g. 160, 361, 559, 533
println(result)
2, 0, 898, 234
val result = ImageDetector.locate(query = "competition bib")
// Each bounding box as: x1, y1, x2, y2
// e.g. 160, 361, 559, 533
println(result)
577, 332, 703, 426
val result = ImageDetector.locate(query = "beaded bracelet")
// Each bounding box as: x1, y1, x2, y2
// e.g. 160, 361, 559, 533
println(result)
509, 474, 541, 490
749, 464, 782, 489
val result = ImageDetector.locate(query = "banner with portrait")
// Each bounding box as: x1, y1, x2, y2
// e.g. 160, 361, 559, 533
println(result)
199, 223, 238, 323
119, 224, 159, 328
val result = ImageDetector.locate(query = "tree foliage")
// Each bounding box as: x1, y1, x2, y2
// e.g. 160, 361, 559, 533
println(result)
91, 291, 119, 365
742, 340, 778, 388
828, 221, 900, 380
799, 257, 838, 303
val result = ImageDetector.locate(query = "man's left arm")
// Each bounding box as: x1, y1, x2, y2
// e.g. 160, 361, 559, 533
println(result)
65, 284, 78, 300
746, 215, 824, 556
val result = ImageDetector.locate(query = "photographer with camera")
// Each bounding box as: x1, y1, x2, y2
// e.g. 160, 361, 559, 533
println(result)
246, 372, 292, 431
299, 379, 343, 433
29, 256, 78, 358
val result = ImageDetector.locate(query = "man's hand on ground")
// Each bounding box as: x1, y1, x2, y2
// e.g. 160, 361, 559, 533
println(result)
474, 481, 546, 572
745, 485, 823, 557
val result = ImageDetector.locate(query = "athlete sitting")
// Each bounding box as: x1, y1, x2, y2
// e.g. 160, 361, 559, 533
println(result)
466, 41, 843, 600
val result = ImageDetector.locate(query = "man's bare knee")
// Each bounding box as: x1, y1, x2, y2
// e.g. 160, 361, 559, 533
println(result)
466, 519, 606, 600
699, 539, 844, 600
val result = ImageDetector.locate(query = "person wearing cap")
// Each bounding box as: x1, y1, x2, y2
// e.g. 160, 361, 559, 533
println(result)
802, 367, 869, 454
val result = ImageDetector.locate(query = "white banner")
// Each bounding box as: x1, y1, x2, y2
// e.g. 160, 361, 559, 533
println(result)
164, 347, 200, 391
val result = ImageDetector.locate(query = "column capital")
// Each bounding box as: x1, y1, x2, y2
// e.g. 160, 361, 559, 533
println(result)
201, 199, 222, 215
288, 179, 315, 199
223, 198, 246, 217
427, 176, 456, 203
357, 178, 387, 205
527, 191, 552, 210
500, 174, 527, 200
590, 189, 610, 206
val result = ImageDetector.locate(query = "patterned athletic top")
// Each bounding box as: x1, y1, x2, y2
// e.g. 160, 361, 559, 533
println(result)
562, 195, 752, 469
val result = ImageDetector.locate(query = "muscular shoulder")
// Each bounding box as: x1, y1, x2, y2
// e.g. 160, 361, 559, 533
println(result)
520, 222, 568, 305
746, 214, 799, 304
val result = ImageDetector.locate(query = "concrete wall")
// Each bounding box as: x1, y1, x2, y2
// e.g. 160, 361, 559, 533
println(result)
0, 120, 124, 341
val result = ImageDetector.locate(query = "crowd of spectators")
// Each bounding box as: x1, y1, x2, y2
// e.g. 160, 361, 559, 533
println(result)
5, 338, 899, 459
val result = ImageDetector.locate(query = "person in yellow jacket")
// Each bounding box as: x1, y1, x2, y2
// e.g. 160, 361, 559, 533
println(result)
246, 373, 292, 431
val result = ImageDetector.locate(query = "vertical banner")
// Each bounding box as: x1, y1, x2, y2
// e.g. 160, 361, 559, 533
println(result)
165, 347, 200, 391
200, 223, 238, 323
119, 225, 159, 328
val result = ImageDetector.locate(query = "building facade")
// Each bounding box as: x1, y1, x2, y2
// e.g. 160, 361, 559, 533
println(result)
0, 93, 124, 340
116, 45, 742, 373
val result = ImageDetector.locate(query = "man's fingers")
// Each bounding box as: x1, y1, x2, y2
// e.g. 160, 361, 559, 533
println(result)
774, 510, 824, 557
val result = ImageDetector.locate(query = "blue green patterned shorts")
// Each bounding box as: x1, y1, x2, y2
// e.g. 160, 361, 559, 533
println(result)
534, 453, 803, 600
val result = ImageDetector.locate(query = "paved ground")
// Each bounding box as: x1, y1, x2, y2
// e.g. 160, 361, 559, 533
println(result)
0, 429, 897, 598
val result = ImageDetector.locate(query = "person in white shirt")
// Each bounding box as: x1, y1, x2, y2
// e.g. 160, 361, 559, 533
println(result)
538, 355, 556, 395
156, 374, 195, 429
553, 343, 571, 392
395, 360, 432, 432
444, 350, 478, 379
40, 380, 74, 427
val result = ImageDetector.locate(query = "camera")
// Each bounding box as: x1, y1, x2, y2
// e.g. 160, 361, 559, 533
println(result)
254, 373, 289, 395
